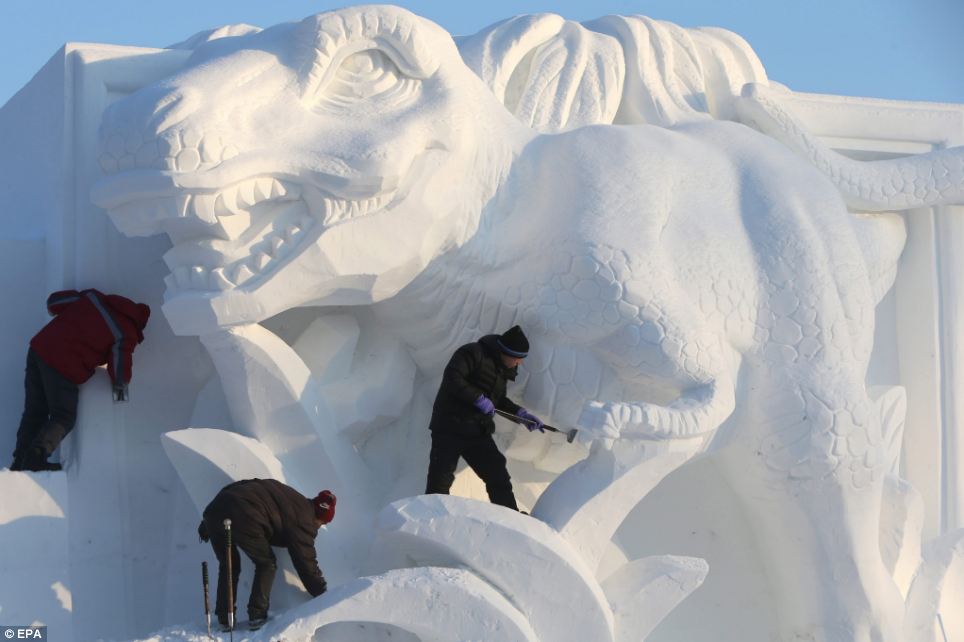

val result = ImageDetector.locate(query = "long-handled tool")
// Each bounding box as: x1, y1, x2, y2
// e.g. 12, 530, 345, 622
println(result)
201, 561, 212, 639
494, 408, 578, 443
224, 519, 234, 642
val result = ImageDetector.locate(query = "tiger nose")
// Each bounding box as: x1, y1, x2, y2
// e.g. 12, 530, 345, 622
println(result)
145, 86, 202, 135
98, 85, 204, 174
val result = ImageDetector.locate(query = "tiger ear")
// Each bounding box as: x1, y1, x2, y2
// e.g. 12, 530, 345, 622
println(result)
297, 6, 440, 103
458, 14, 624, 132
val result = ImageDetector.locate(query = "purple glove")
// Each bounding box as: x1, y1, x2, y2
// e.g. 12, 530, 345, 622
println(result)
474, 394, 496, 416
517, 408, 544, 432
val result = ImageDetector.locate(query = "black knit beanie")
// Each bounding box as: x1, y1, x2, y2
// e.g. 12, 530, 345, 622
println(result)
497, 325, 529, 357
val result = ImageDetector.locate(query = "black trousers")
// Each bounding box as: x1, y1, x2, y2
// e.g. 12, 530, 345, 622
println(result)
425, 431, 519, 510
13, 348, 79, 462
204, 514, 277, 622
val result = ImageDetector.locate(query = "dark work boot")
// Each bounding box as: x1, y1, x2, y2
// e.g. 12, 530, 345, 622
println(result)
248, 616, 269, 631
24, 447, 61, 472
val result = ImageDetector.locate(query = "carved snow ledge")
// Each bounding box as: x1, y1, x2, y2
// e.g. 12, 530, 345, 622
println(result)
372, 495, 615, 642
161, 428, 285, 512
262, 567, 538, 641
532, 440, 701, 574
602, 555, 709, 642
0, 470, 66, 524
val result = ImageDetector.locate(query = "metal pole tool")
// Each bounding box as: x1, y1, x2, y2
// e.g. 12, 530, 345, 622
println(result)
201, 561, 212, 639
224, 519, 234, 641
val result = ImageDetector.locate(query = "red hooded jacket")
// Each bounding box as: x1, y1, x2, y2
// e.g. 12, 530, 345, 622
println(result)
30, 290, 151, 385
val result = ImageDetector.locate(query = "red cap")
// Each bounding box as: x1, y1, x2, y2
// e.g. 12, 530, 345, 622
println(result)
313, 490, 336, 523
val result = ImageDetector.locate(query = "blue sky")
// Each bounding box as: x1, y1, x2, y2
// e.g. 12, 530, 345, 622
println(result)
2, 0, 962, 108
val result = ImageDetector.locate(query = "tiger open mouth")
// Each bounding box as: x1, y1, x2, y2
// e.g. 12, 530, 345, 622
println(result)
94, 173, 397, 295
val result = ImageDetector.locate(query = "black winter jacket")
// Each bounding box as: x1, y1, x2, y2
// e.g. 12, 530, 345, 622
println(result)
200, 479, 327, 596
429, 335, 522, 437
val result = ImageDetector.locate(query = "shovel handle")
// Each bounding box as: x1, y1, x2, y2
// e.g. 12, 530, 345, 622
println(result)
493, 409, 578, 443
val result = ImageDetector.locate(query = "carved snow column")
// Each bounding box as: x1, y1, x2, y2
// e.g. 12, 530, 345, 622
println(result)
935, 204, 964, 532
199, 325, 377, 583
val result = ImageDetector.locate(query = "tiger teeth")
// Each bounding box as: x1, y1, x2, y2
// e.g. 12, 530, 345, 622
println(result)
237, 181, 257, 208
219, 188, 241, 215
160, 178, 391, 231
160, 181, 400, 294
317, 191, 393, 226
214, 193, 231, 216
192, 194, 218, 223
209, 267, 233, 291
233, 263, 255, 285
165, 218, 311, 293
255, 179, 274, 202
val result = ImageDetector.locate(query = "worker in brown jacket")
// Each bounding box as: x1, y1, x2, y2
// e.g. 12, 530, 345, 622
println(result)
198, 479, 335, 630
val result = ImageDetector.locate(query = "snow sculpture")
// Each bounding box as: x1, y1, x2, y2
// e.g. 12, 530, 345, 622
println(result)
375, 495, 616, 641
81, 4, 964, 641
144, 494, 704, 642
250, 566, 542, 642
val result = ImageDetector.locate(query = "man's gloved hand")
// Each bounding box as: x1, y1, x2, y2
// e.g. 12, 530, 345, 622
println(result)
473, 394, 496, 416
113, 383, 129, 403
516, 408, 544, 432
309, 575, 328, 598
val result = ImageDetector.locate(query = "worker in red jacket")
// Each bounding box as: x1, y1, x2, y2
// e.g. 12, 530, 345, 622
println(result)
10, 289, 150, 472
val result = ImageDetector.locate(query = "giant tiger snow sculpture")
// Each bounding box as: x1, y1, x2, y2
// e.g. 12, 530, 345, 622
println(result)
90, 5, 964, 641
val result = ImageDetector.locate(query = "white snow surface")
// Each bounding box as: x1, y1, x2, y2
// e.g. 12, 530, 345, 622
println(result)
1, 4, 964, 642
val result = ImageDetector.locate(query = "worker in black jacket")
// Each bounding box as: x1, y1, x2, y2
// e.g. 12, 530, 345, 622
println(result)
425, 325, 545, 510
198, 479, 335, 629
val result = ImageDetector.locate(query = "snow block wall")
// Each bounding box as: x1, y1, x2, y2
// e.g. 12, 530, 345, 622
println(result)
1, 6, 964, 642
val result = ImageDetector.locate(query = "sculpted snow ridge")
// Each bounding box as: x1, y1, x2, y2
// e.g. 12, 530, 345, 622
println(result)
89, 4, 964, 642
458, 13, 768, 130
373, 495, 615, 642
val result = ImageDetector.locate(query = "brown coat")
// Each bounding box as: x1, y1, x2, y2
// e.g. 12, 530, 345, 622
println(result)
201, 479, 326, 596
